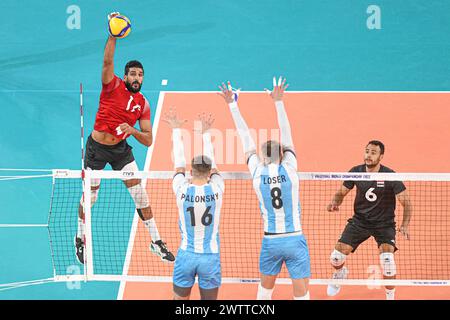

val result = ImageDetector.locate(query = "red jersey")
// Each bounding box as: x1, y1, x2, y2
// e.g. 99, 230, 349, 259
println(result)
94, 75, 151, 140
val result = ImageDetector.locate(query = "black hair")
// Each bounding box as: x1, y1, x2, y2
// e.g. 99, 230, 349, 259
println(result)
124, 60, 144, 75
367, 140, 385, 154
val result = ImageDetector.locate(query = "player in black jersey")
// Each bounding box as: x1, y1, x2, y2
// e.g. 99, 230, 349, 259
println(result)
326, 140, 412, 300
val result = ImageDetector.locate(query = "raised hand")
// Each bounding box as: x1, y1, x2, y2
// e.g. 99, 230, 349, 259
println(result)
108, 12, 121, 20
218, 81, 239, 104
162, 106, 188, 129
265, 76, 289, 101
196, 112, 215, 134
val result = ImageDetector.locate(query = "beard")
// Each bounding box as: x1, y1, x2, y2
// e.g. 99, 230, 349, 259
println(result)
365, 159, 379, 168
125, 80, 141, 93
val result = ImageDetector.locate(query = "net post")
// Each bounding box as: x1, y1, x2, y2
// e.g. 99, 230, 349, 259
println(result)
47, 171, 58, 280
80, 83, 85, 172
83, 170, 94, 280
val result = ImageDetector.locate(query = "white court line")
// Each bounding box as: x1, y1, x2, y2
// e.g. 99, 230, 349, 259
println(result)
0, 224, 48, 228
0, 168, 53, 172
117, 91, 166, 300
0, 278, 55, 292
0, 90, 102, 93
2, 89, 450, 93
0, 175, 53, 181
56, 275, 450, 286
160, 90, 450, 93
0, 89, 166, 93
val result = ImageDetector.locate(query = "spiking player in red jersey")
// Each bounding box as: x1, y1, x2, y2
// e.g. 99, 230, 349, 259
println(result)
75, 12, 175, 264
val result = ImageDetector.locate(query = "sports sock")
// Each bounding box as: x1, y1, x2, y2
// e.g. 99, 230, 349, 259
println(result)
144, 218, 161, 242
385, 288, 395, 300
294, 291, 310, 300
77, 217, 85, 239
256, 284, 274, 300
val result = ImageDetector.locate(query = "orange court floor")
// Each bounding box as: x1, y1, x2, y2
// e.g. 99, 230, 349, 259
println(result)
121, 92, 450, 300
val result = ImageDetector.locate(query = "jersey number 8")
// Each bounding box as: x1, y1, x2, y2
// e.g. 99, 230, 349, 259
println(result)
271, 187, 283, 209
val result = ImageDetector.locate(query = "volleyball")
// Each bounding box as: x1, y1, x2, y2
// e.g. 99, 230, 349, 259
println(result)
108, 15, 131, 39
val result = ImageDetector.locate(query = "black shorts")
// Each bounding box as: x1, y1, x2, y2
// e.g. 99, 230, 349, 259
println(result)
338, 218, 398, 253
84, 135, 135, 170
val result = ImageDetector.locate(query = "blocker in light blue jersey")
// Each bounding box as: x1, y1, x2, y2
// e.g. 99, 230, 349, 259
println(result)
172, 172, 224, 289
249, 150, 311, 279
250, 151, 302, 234
173, 173, 224, 253
224, 79, 311, 298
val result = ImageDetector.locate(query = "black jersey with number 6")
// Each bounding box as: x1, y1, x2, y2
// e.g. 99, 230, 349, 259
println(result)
343, 164, 406, 228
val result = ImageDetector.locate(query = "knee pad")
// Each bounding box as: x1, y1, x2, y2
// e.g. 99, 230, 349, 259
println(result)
128, 184, 149, 209
90, 177, 101, 188
380, 252, 396, 277
330, 249, 347, 267
91, 188, 99, 205
85, 167, 101, 188
256, 284, 274, 300
121, 161, 139, 180
80, 188, 99, 207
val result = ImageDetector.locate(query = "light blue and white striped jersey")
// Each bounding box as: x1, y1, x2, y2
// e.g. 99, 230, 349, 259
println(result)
172, 173, 225, 253
249, 151, 302, 234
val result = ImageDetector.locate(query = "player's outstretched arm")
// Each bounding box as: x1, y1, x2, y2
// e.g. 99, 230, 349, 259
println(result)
218, 81, 256, 161
102, 12, 120, 84
327, 185, 351, 212
197, 112, 225, 192
197, 112, 219, 174
266, 76, 294, 151
162, 107, 188, 174
396, 190, 412, 240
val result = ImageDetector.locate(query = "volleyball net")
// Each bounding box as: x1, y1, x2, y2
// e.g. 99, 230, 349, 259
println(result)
44, 169, 450, 286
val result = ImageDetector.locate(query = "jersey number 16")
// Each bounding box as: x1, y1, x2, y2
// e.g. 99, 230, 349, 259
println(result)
187, 206, 213, 226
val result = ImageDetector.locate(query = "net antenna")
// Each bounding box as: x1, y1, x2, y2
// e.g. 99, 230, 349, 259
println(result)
80, 83, 85, 176
79, 83, 87, 280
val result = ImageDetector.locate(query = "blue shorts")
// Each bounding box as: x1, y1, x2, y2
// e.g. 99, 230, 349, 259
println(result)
259, 234, 311, 279
173, 249, 221, 290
